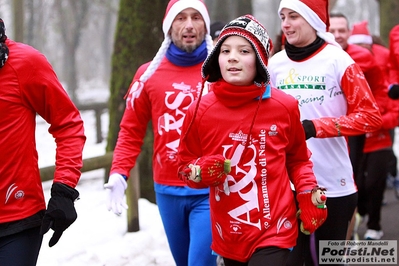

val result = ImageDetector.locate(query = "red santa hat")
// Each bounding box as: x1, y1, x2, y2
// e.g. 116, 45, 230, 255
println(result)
348, 21, 373, 45
278, 0, 341, 48
162, 0, 210, 37
301, 0, 329, 31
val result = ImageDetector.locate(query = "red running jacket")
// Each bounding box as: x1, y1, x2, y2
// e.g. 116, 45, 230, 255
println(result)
0, 39, 85, 224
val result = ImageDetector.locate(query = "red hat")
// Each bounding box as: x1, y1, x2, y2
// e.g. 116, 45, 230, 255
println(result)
162, 0, 210, 37
202, 15, 273, 84
300, 0, 329, 30
279, 0, 329, 30
348, 21, 372, 45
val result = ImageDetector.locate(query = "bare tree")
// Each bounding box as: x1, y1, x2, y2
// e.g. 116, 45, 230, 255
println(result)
25, 0, 50, 52
106, 0, 168, 202
379, 0, 399, 44
79, 0, 119, 83
207, 0, 252, 23
12, 0, 23, 42
53, 0, 89, 103
329, 0, 338, 10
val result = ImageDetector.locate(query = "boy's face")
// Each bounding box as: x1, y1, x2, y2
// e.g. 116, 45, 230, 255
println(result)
218, 35, 257, 86
170, 8, 206, 53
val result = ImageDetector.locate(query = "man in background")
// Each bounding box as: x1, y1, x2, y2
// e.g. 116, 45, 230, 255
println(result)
104, 1, 216, 265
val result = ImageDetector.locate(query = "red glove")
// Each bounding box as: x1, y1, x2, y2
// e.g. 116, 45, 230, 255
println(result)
296, 187, 327, 235
181, 155, 231, 187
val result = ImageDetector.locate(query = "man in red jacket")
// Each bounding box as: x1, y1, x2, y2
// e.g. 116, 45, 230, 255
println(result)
387, 24, 399, 200
104, 1, 217, 266
329, 14, 386, 182
329, 13, 388, 241
389, 24, 399, 88
330, 14, 386, 95
348, 21, 391, 79
347, 20, 399, 240
0, 18, 86, 266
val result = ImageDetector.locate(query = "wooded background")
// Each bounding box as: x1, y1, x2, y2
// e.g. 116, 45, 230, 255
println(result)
2, 0, 399, 202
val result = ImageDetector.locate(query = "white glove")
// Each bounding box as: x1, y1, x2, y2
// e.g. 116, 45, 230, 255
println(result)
104, 173, 128, 215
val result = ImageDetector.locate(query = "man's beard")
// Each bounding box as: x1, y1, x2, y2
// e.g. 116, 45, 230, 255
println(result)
181, 43, 197, 53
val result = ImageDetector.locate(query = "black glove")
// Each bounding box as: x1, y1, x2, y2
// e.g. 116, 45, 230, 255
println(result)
302, 120, 316, 140
388, 84, 399, 100
40, 183, 79, 247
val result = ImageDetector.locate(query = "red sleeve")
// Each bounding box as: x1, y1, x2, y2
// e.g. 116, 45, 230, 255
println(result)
312, 63, 382, 137
110, 63, 152, 178
374, 89, 399, 130
21, 50, 85, 188
347, 44, 387, 93
177, 101, 208, 189
389, 25, 399, 84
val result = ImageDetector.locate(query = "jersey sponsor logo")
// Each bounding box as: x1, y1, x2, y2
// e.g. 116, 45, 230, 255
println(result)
268, 124, 278, 136
275, 69, 348, 108
277, 68, 326, 90
229, 221, 242, 234
276, 217, 292, 234
228, 130, 248, 144
5, 183, 24, 204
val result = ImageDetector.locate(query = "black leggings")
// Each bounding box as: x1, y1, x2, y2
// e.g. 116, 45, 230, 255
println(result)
348, 135, 366, 179
223, 246, 290, 266
0, 226, 43, 266
357, 149, 391, 230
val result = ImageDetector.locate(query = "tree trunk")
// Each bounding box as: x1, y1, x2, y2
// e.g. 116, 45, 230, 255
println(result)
379, 0, 399, 45
329, 0, 338, 10
101, 7, 114, 83
54, 0, 89, 103
26, 0, 34, 45
209, 0, 252, 23
106, 0, 168, 203
64, 44, 79, 102
12, 0, 24, 42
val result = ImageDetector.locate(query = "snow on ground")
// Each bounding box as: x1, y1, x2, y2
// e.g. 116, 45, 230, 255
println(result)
35, 84, 175, 266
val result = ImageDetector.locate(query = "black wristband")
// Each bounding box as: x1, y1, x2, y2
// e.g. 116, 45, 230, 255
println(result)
302, 120, 316, 140
388, 84, 399, 100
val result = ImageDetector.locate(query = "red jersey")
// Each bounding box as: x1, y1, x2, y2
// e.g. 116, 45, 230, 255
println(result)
0, 39, 85, 223
111, 58, 204, 186
389, 25, 399, 84
372, 44, 390, 81
178, 87, 317, 261
345, 44, 386, 93
363, 86, 398, 153
345, 43, 395, 152
364, 44, 398, 152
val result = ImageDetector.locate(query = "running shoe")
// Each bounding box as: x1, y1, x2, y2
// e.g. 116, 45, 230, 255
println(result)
364, 229, 384, 240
